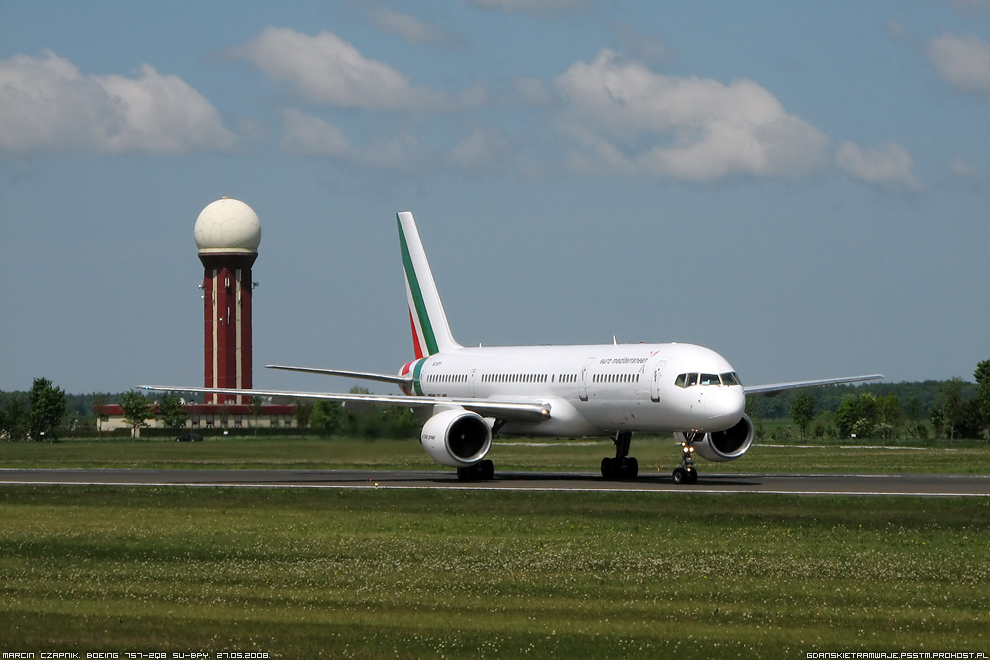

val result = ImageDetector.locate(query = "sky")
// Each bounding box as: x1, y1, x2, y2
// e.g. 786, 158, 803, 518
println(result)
1, 0, 988, 396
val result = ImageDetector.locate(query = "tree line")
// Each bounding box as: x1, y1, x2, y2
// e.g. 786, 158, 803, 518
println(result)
3, 361, 989, 442
0, 382, 420, 440
779, 360, 990, 442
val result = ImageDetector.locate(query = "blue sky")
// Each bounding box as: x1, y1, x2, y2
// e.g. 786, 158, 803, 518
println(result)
1, 0, 988, 395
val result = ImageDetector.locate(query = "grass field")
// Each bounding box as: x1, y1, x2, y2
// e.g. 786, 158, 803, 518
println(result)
2, 434, 990, 474
2, 438, 988, 658
1, 486, 988, 658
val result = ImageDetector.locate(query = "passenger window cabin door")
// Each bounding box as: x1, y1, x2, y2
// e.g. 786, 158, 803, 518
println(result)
651, 360, 666, 402
579, 357, 595, 401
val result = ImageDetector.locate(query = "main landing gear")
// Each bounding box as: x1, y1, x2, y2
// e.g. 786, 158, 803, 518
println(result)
601, 431, 639, 479
672, 434, 699, 484
457, 459, 494, 481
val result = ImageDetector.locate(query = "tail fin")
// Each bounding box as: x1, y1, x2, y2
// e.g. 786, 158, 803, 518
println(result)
397, 211, 462, 357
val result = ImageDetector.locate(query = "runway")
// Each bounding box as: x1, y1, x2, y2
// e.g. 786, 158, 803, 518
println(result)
1, 468, 988, 496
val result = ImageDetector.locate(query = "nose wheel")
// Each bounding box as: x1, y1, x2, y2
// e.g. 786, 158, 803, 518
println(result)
673, 435, 699, 484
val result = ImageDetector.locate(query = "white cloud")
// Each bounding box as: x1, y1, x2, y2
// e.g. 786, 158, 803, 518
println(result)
510, 77, 556, 106
835, 141, 923, 192
277, 109, 427, 170
448, 128, 509, 168
947, 154, 978, 178
367, 8, 467, 51
233, 27, 456, 111
0, 50, 235, 155
607, 21, 675, 66
927, 32, 990, 95
885, 19, 908, 41
280, 109, 351, 156
945, 155, 989, 187
552, 50, 830, 182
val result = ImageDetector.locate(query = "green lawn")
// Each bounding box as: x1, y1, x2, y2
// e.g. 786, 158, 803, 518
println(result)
2, 434, 989, 474
1, 486, 988, 658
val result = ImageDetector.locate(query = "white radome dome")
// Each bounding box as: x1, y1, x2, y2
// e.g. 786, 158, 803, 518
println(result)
194, 198, 261, 252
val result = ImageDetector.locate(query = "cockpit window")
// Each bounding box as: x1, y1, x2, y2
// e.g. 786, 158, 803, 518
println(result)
674, 371, 741, 388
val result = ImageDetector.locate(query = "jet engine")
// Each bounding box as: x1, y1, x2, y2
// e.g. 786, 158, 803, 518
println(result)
675, 414, 754, 462
420, 408, 492, 467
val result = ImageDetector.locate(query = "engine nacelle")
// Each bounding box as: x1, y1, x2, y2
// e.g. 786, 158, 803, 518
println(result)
420, 408, 492, 467
675, 414, 754, 463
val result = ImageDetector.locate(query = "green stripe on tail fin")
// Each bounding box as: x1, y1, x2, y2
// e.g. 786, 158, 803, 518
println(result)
397, 212, 461, 356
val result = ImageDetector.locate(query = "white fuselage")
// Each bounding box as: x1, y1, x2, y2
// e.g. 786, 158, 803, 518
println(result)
405, 341, 746, 438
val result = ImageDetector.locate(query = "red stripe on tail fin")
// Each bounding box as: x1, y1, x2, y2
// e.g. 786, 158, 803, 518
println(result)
409, 308, 425, 360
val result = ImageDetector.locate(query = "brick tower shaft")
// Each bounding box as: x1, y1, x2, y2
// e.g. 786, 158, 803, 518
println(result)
200, 252, 257, 404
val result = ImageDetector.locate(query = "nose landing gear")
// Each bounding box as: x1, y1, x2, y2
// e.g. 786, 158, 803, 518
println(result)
672, 435, 699, 484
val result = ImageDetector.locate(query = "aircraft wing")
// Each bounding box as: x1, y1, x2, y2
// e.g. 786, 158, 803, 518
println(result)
139, 385, 551, 424
266, 364, 411, 387
743, 374, 883, 396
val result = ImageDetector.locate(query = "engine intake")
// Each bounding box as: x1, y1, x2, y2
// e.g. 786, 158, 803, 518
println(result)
420, 408, 492, 467
675, 414, 754, 462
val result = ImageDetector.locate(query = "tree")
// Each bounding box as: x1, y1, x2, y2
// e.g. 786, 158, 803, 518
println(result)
790, 394, 815, 440
930, 407, 945, 440
974, 360, 990, 441
835, 393, 879, 439
250, 396, 264, 435
906, 396, 921, 425
156, 392, 187, 431
835, 395, 859, 438
381, 405, 420, 439
28, 378, 67, 442
294, 400, 313, 429
941, 377, 964, 443
746, 395, 765, 442
0, 393, 29, 441
120, 390, 154, 438
876, 393, 903, 443
311, 400, 344, 436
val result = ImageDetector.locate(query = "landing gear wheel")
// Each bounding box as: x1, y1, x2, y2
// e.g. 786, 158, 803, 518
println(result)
685, 467, 698, 484
672, 467, 687, 484
480, 459, 495, 480
602, 456, 638, 479
601, 431, 639, 480
457, 460, 495, 482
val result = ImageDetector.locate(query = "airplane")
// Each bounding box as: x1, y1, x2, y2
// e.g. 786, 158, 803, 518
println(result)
144, 211, 882, 484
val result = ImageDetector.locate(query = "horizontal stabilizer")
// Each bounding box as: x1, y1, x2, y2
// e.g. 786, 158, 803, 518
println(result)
266, 364, 411, 387
744, 374, 884, 396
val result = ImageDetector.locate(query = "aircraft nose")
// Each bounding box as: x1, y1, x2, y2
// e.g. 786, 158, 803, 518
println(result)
704, 387, 746, 423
